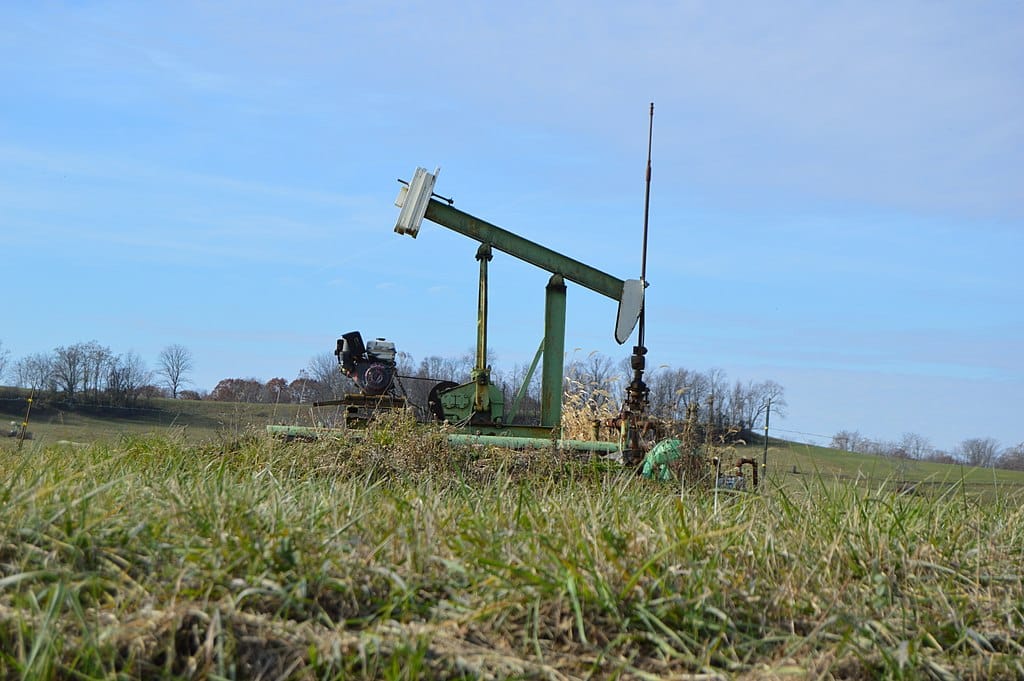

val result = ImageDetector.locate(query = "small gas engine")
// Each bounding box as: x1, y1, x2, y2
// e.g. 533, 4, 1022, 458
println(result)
335, 331, 397, 396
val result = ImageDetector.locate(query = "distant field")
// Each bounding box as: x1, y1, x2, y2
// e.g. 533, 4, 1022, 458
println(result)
759, 439, 1024, 501
0, 391, 341, 445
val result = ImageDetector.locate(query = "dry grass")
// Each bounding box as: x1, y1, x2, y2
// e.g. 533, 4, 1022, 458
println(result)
1, 416, 1023, 679
560, 373, 620, 443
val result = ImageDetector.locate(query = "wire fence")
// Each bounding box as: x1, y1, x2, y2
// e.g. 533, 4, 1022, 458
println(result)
769, 426, 835, 443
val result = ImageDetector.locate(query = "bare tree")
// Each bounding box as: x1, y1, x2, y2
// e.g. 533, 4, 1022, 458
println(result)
0, 340, 9, 382
898, 432, 932, 460
923, 449, 958, 465
492, 360, 542, 423
832, 430, 858, 451
864, 439, 898, 457
107, 352, 152, 406
645, 366, 685, 420
955, 437, 1000, 468
705, 367, 730, 427
396, 351, 416, 377
724, 379, 748, 429
996, 443, 1024, 471
416, 355, 460, 382
79, 341, 113, 401
675, 368, 710, 420
158, 344, 194, 398
749, 380, 787, 430
455, 348, 481, 382
52, 344, 87, 400
306, 352, 354, 401
14, 353, 54, 392
564, 352, 621, 409
722, 379, 787, 431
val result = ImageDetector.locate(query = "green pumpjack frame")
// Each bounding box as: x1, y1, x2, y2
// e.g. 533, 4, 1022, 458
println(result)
419, 199, 627, 443
267, 196, 632, 451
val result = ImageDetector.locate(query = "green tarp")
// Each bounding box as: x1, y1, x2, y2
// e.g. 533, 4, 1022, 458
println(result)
641, 437, 683, 481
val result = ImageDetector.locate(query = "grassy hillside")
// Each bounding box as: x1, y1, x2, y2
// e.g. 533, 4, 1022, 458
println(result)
1, 420, 1022, 679
0, 390, 335, 445
755, 439, 1024, 499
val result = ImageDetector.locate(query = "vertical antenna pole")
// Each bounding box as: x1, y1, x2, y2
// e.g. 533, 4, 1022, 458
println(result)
638, 101, 654, 348
762, 397, 771, 470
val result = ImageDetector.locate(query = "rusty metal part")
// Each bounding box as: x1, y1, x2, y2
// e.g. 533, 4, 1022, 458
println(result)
344, 394, 408, 428
737, 457, 759, 488
427, 381, 458, 422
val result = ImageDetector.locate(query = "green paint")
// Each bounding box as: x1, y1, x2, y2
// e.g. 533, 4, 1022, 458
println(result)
439, 381, 504, 425
424, 200, 624, 301
542, 275, 566, 430
417, 198, 627, 434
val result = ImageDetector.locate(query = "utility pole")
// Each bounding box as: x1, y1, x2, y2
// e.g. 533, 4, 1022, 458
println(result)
17, 393, 34, 451
762, 397, 771, 472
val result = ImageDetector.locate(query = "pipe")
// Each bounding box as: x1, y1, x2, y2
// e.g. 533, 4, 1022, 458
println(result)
266, 425, 621, 455
448, 433, 620, 453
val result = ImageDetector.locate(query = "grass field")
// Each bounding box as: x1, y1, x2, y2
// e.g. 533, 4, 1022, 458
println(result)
2, 409, 1023, 679
0, 392, 331, 445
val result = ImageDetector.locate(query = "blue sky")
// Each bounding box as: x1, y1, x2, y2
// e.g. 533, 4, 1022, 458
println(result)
2, 1, 1021, 452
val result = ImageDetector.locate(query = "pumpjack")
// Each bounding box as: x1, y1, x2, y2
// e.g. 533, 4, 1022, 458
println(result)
271, 105, 658, 462
386, 106, 655, 459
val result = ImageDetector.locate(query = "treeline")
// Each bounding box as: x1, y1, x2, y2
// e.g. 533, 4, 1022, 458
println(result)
7, 339, 1021, 470
0, 337, 786, 433
201, 350, 787, 433
564, 353, 786, 431
0, 340, 193, 407
831, 430, 1024, 472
